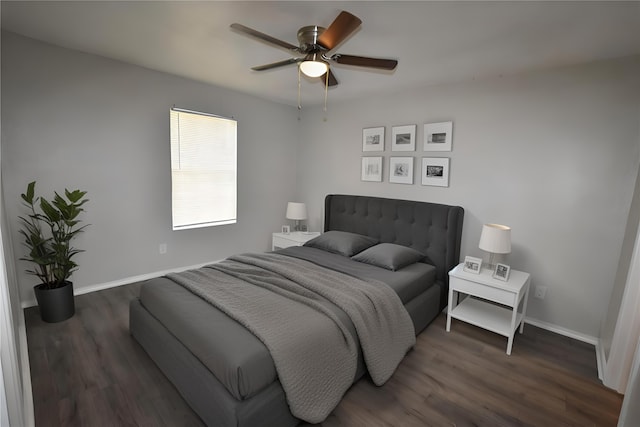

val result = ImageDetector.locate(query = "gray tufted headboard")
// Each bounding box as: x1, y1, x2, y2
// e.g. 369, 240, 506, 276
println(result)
324, 194, 464, 308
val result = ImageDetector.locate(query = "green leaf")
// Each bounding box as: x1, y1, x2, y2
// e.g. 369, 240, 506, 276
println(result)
66, 189, 88, 204
21, 181, 36, 205
39, 199, 60, 222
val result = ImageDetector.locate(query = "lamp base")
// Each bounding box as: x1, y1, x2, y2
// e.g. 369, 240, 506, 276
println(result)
484, 252, 509, 271
484, 253, 497, 270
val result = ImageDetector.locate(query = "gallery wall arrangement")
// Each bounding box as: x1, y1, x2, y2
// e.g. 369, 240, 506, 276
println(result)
361, 121, 453, 187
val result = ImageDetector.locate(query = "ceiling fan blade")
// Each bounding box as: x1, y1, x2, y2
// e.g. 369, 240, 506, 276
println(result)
331, 54, 398, 70
231, 23, 299, 52
317, 11, 362, 51
319, 68, 338, 87
251, 58, 302, 71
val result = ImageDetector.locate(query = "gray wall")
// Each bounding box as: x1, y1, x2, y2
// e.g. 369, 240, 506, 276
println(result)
296, 56, 640, 337
3, 31, 640, 339
1, 32, 299, 303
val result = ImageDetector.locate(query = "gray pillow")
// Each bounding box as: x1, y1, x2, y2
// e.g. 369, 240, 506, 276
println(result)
303, 230, 378, 257
351, 243, 425, 271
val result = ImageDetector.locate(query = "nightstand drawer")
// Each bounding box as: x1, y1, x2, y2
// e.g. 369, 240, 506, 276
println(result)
272, 232, 320, 250
450, 276, 516, 306
272, 235, 299, 249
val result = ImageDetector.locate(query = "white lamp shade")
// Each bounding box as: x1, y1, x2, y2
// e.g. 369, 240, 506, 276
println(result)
478, 223, 511, 254
299, 60, 328, 78
286, 202, 307, 220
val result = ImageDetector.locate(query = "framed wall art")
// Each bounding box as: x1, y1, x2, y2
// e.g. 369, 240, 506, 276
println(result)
389, 157, 414, 184
361, 156, 383, 182
421, 157, 450, 187
362, 127, 385, 152
424, 121, 453, 152
391, 125, 416, 151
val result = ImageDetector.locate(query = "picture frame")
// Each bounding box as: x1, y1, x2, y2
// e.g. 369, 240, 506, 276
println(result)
281, 225, 290, 234
391, 125, 416, 151
463, 256, 483, 274
362, 127, 385, 152
493, 263, 511, 281
389, 157, 414, 184
421, 157, 450, 187
361, 156, 383, 182
423, 121, 453, 152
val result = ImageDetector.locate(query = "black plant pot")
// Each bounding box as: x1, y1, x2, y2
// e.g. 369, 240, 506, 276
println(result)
34, 281, 75, 323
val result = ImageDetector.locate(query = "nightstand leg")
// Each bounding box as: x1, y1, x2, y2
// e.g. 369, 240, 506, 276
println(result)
519, 283, 531, 334
446, 289, 455, 332
507, 302, 519, 355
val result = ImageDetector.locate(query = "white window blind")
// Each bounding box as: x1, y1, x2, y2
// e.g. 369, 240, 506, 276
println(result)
170, 108, 237, 230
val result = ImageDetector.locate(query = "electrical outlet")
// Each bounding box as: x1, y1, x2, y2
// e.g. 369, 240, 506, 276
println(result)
534, 286, 547, 299
159, 243, 167, 255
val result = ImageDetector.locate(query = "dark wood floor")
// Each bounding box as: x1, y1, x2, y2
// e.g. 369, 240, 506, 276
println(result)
25, 283, 623, 427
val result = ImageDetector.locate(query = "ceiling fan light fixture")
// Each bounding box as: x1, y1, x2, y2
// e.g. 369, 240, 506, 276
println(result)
299, 59, 328, 78
233, 11, 397, 92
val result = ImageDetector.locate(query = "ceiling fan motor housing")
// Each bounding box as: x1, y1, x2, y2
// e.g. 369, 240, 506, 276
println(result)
297, 26, 326, 52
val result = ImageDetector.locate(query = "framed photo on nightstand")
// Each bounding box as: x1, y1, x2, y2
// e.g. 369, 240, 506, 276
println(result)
463, 256, 483, 274
493, 263, 511, 281
281, 225, 290, 234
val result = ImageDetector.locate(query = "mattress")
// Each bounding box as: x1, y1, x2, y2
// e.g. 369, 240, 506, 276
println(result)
138, 247, 437, 402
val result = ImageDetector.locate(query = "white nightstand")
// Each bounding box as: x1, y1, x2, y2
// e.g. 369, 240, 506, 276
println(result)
447, 263, 531, 355
272, 231, 320, 250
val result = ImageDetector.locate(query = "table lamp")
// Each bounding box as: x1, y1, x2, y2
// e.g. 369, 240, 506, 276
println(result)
286, 202, 307, 232
479, 223, 511, 268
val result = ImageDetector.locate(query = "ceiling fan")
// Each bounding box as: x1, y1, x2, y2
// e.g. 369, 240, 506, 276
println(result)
230, 11, 398, 88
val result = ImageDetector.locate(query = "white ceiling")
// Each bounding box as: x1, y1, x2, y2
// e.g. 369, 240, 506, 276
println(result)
2, 1, 640, 107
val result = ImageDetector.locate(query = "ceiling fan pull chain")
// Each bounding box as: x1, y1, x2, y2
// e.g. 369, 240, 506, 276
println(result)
298, 66, 302, 110
324, 71, 329, 113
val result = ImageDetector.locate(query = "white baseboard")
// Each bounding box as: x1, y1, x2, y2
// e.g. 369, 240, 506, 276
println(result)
524, 316, 599, 345
20, 259, 222, 309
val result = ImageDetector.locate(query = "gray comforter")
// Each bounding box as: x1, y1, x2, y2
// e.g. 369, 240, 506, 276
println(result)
166, 252, 415, 424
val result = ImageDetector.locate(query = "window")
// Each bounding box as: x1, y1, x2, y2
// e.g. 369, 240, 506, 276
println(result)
170, 108, 237, 230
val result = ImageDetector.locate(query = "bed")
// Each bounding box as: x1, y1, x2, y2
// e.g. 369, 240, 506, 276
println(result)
130, 194, 464, 426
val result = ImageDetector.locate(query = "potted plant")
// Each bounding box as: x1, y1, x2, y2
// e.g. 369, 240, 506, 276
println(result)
18, 181, 89, 323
